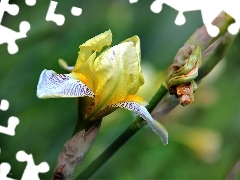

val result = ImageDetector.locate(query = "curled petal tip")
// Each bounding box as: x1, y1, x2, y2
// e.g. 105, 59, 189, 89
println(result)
147, 118, 168, 146
111, 101, 168, 145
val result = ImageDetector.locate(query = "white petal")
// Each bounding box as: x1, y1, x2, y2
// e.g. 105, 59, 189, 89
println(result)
37, 69, 94, 99
111, 102, 168, 145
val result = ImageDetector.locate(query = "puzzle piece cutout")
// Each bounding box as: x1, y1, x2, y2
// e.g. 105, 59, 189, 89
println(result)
130, 0, 240, 37
0, 116, 19, 136
71, 6, 82, 16
0, 99, 9, 111
46, 1, 82, 25
0, 0, 19, 22
46, 1, 65, 26
16, 151, 49, 180
0, 163, 16, 180
0, 151, 49, 180
25, 0, 37, 6
0, 99, 19, 136
0, 22, 30, 54
129, 0, 138, 3
0, 0, 31, 54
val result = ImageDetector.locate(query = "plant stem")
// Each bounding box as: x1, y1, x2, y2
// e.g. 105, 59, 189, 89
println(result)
146, 84, 168, 111
78, 122, 142, 179
196, 33, 235, 83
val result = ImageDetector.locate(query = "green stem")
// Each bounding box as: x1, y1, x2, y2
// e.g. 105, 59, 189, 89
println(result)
72, 97, 88, 136
196, 33, 235, 83
78, 122, 142, 179
147, 85, 168, 111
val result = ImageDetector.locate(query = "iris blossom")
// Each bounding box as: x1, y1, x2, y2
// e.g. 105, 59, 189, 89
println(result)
37, 30, 168, 145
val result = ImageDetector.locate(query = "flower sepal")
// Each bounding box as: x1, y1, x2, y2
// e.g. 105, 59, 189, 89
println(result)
36, 69, 94, 99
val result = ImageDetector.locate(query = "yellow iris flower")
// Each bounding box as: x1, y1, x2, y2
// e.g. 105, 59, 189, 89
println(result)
37, 30, 168, 145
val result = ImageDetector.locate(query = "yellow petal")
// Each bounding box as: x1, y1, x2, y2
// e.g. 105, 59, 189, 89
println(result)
121, 36, 144, 94
70, 72, 89, 88
123, 95, 148, 106
90, 95, 147, 121
71, 52, 96, 92
89, 37, 144, 116
73, 30, 112, 73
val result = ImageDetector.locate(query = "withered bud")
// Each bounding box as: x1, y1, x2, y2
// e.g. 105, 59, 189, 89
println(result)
165, 45, 202, 106
176, 82, 195, 106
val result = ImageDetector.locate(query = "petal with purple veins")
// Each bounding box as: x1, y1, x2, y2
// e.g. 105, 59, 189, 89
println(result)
111, 101, 168, 145
37, 70, 94, 99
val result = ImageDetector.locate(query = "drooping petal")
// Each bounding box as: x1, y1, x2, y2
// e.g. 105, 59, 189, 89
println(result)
73, 30, 112, 73
90, 105, 117, 121
88, 38, 144, 117
90, 94, 147, 121
37, 70, 94, 99
111, 101, 168, 145
123, 94, 148, 106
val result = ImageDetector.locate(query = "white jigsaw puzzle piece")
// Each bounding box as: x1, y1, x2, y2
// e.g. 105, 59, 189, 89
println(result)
221, 0, 240, 35
71, 6, 82, 16
16, 151, 49, 180
0, 163, 16, 180
0, 0, 19, 22
46, 1, 65, 26
129, 0, 138, 3
0, 116, 19, 136
0, 0, 31, 54
0, 99, 9, 111
25, 0, 37, 6
0, 21, 30, 54
149, 0, 240, 37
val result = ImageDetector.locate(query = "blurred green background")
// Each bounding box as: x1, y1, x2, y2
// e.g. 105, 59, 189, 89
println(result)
1, 0, 240, 179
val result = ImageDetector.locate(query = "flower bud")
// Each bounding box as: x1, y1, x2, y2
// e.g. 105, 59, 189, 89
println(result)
165, 45, 202, 106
